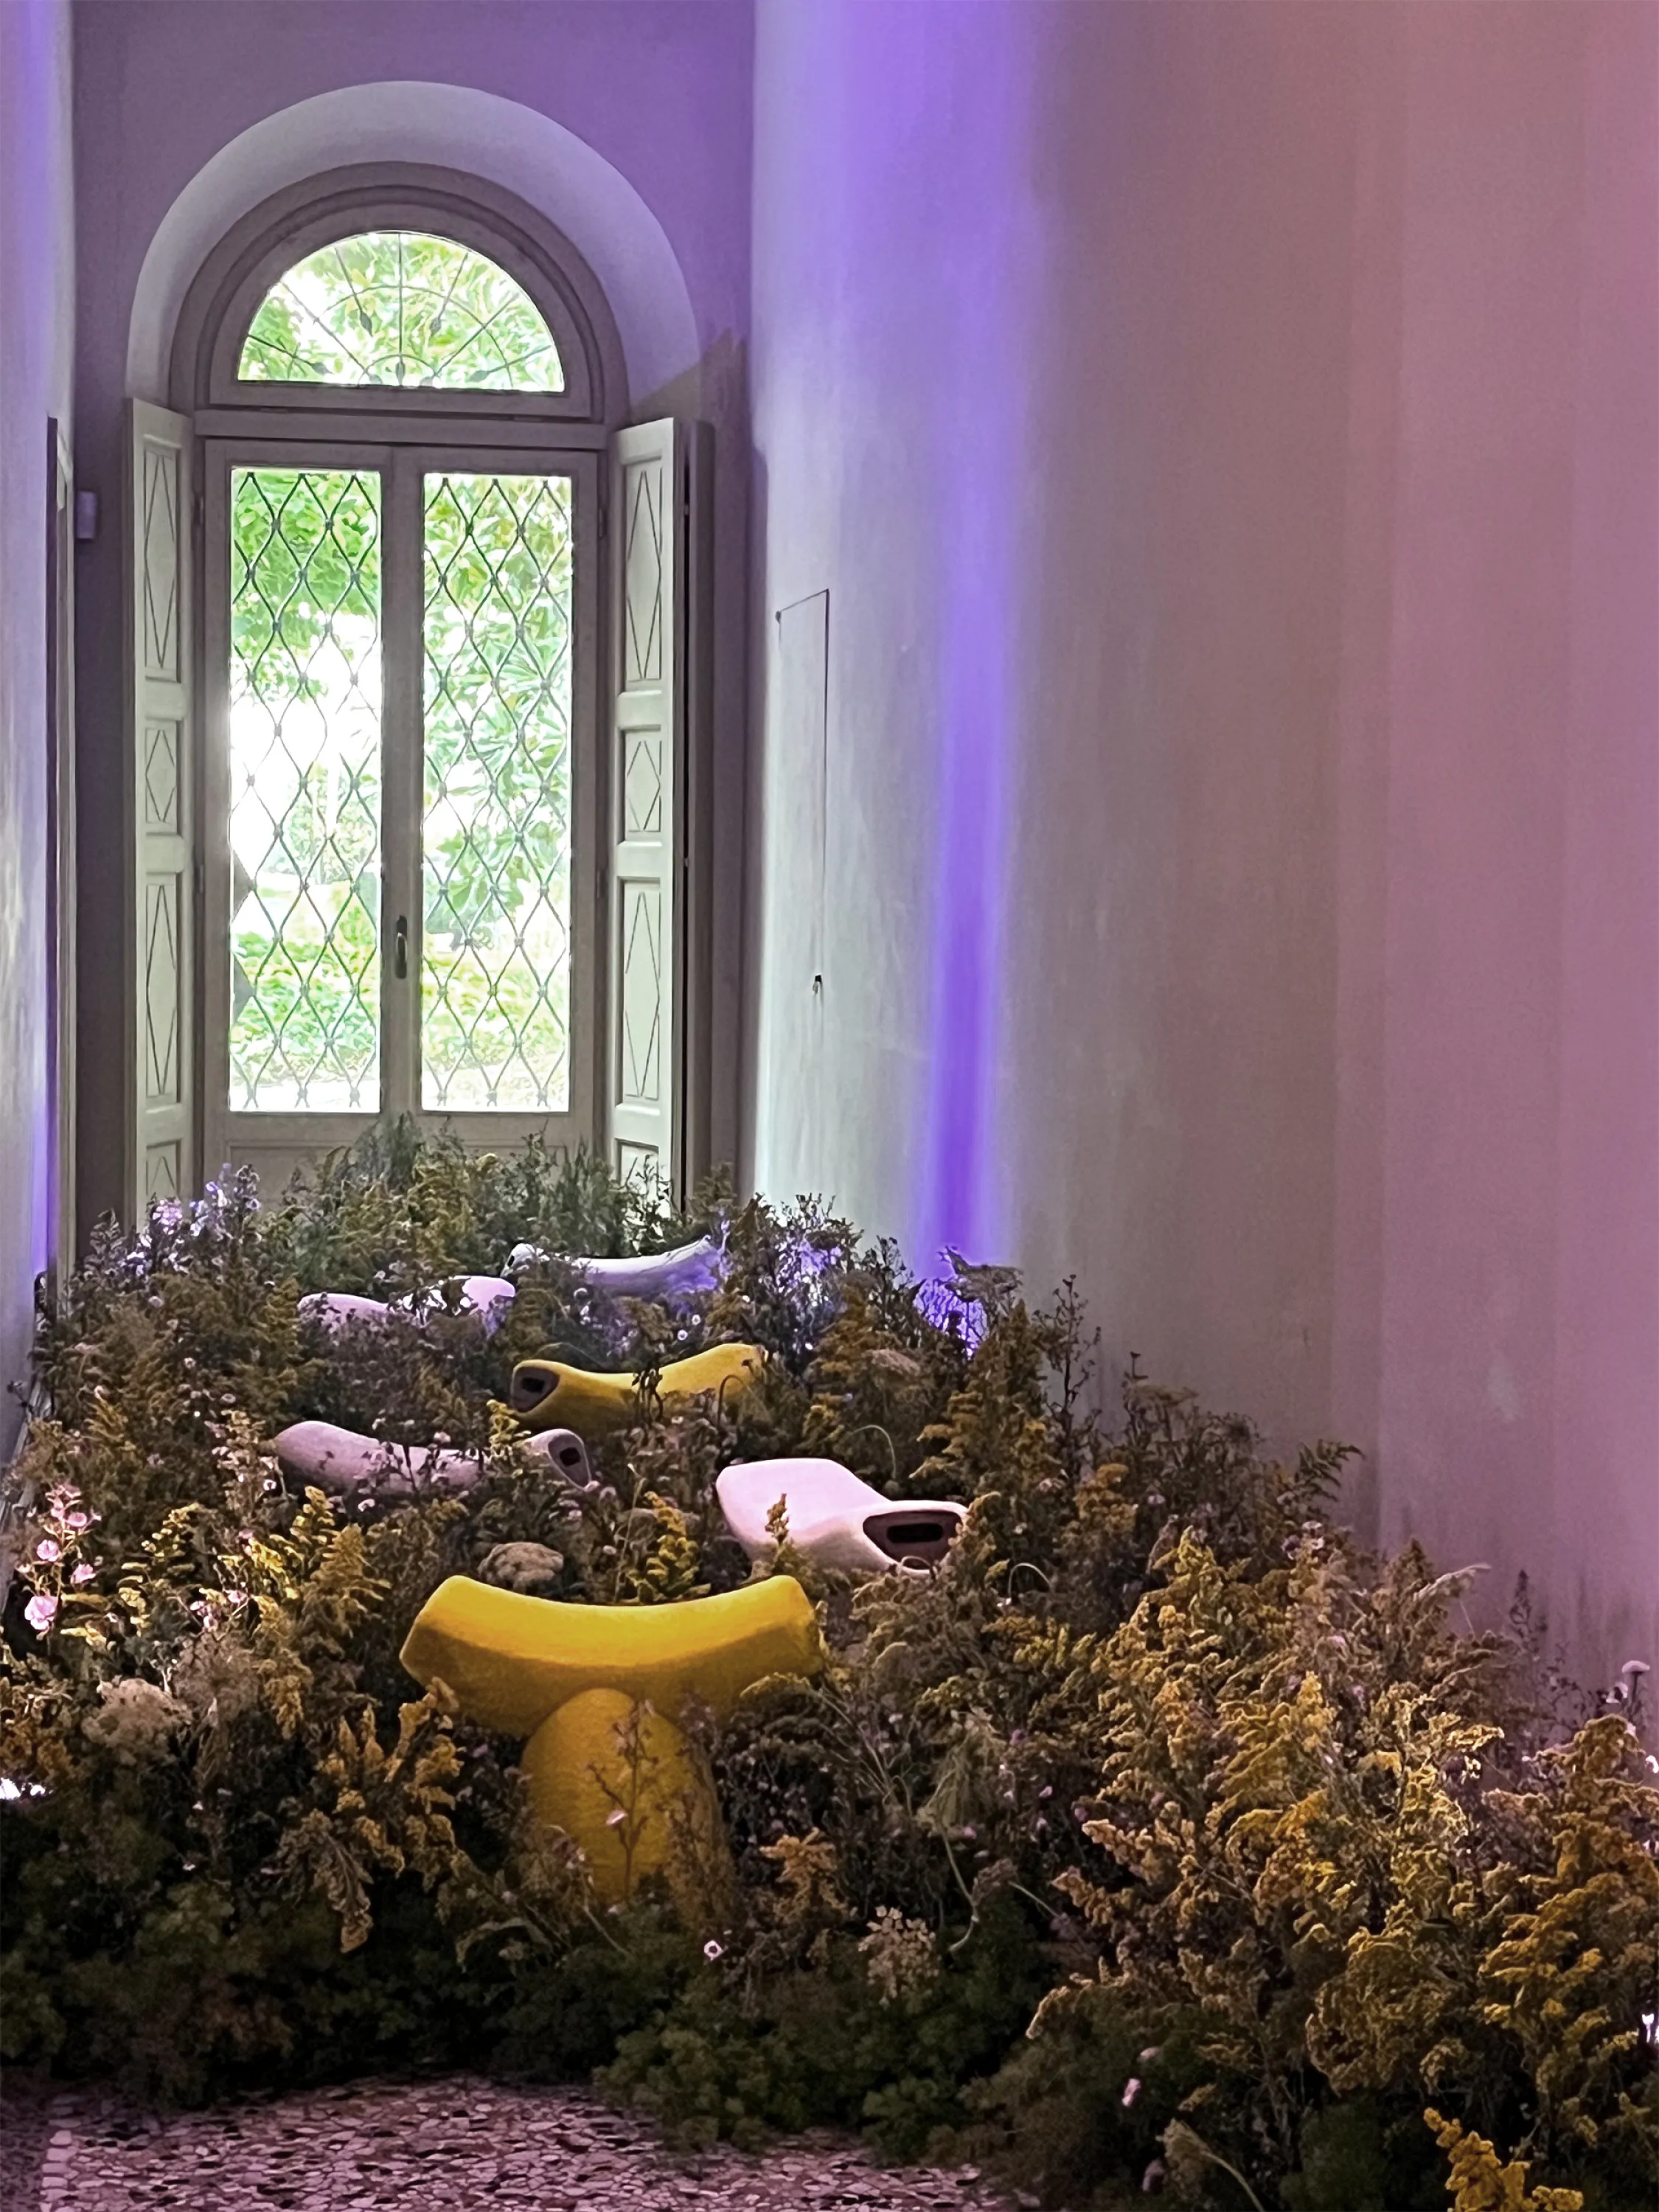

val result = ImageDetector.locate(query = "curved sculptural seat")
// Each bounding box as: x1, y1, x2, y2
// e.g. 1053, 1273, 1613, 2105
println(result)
401, 1571, 817, 1736
273, 1419, 590, 1498
506, 1342, 765, 1438
301, 1274, 516, 1337
400, 1574, 818, 1902
717, 1458, 966, 1575
507, 1234, 726, 1303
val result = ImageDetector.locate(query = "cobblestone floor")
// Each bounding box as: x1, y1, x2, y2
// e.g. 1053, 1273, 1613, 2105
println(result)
4, 2074, 1023, 2212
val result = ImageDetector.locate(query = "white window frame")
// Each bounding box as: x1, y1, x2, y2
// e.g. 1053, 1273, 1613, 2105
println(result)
169, 166, 634, 1194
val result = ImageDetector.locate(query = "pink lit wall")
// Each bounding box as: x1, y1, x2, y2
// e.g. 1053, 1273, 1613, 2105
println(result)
0, 0, 74, 1455
747, 0, 1658, 1684
71, 0, 756, 1228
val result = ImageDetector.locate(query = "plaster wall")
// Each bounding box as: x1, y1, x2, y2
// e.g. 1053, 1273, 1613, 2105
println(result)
0, 0, 75, 1452
72, 0, 755, 1227
748, 0, 1658, 1683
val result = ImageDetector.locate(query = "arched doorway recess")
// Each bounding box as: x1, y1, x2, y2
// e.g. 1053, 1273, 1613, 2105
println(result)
119, 139, 710, 1213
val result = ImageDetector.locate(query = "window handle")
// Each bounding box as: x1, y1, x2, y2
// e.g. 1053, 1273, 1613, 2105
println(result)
394, 915, 408, 979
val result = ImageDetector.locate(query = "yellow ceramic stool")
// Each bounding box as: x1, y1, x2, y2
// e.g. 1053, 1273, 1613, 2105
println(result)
400, 1573, 818, 1905
505, 1341, 765, 1439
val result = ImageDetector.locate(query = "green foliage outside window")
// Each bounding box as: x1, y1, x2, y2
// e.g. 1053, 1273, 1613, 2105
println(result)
2, 1135, 1655, 2212
229, 460, 574, 1114
421, 473, 573, 1112
240, 232, 565, 392
230, 466, 382, 1110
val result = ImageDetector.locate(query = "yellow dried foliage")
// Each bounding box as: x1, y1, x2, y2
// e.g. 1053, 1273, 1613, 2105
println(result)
1426, 2110, 1585, 2211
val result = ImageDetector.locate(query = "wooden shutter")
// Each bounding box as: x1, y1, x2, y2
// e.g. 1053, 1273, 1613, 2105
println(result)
606, 420, 688, 1196
124, 400, 195, 1218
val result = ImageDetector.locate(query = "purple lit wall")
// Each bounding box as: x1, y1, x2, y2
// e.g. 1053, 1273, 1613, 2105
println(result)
0, 0, 74, 1456
747, 0, 1658, 1684
748, 1, 1046, 1266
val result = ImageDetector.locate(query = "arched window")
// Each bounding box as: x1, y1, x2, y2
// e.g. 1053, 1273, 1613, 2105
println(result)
128, 167, 699, 1206
237, 232, 567, 392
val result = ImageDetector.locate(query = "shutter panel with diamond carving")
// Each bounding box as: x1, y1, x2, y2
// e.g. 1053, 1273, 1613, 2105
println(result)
607, 420, 687, 1196
125, 400, 196, 1218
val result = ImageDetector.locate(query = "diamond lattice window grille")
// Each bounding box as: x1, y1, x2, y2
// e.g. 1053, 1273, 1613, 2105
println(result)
239, 232, 566, 392
421, 472, 574, 1113
227, 467, 382, 1113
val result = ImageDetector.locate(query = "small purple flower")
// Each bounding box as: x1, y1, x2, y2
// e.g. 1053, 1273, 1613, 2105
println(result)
24, 1593, 58, 1634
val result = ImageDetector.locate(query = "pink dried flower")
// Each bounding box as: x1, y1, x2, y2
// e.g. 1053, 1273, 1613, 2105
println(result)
72, 1563, 96, 1586
24, 1593, 58, 1634
35, 1539, 62, 1563
1121, 2076, 1142, 2107
64, 1510, 91, 1531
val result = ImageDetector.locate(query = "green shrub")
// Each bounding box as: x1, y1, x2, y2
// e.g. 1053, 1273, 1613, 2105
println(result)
2, 1130, 1653, 2212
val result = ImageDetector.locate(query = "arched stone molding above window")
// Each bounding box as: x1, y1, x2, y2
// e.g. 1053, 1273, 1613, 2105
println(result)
169, 165, 628, 434
125, 82, 700, 414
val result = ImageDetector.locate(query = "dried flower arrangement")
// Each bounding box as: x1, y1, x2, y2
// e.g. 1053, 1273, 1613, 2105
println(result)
1, 1131, 1654, 2211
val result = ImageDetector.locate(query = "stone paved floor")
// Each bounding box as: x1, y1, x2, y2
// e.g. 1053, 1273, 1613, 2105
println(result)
4, 2074, 1024, 2211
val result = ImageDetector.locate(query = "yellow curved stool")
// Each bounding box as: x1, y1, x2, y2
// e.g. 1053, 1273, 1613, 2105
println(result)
506, 1341, 765, 1438
400, 1573, 818, 1905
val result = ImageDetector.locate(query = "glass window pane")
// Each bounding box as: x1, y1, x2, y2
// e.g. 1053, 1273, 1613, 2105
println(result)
421, 473, 573, 1113
229, 467, 382, 1113
239, 232, 566, 392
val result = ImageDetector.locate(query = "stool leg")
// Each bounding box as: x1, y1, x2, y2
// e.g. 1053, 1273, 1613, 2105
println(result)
522, 1687, 729, 1913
